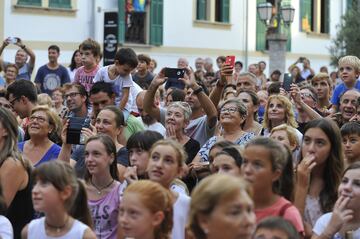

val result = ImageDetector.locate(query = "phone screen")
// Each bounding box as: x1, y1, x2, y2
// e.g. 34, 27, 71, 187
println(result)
164, 68, 185, 79
225, 56, 235, 68
282, 73, 293, 91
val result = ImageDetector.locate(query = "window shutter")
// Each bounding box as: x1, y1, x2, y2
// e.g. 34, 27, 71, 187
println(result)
49, 0, 71, 8
197, 0, 207, 20
323, 0, 330, 33
221, 0, 230, 23
118, 0, 125, 44
283, 0, 291, 50
17, 0, 41, 6
300, 0, 312, 32
256, 0, 267, 51
150, 0, 163, 46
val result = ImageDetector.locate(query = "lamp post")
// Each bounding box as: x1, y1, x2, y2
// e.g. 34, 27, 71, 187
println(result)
257, 0, 295, 75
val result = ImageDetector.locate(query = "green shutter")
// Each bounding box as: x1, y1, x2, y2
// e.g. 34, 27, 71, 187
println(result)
17, 0, 41, 6
300, 0, 312, 32
150, 0, 163, 46
197, 0, 207, 20
323, 0, 330, 33
221, 0, 230, 23
256, 0, 267, 51
118, 0, 125, 44
49, 0, 71, 8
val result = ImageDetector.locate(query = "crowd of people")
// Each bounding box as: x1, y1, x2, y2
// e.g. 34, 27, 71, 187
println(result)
0, 36, 359, 239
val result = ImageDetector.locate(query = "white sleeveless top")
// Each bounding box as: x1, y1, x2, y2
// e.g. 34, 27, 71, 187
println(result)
28, 217, 88, 239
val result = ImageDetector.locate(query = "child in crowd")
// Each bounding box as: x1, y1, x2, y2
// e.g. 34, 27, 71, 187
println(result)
209, 146, 242, 177
295, 118, 344, 237
242, 137, 304, 236
270, 123, 300, 167
253, 217, 300, 239
84, 134, 125, 239
125, 130, 164, 183
74, 38, 101, 93
341, 122, 360, 167
93, 48, 139, 121
147, 139, 191, 239
331, 55, 360, 111
187, 174, 256, 239
312, 162, 360, 238
118, 180, 173, 239
21, 161, 95, 239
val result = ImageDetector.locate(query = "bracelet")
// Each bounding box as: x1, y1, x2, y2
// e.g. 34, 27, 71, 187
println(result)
216, 79, 226, 88
21, 45, 26, 49
193, 87, 203, 95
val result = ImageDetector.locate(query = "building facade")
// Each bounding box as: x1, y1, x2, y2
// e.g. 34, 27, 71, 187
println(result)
0, 0, 351, 77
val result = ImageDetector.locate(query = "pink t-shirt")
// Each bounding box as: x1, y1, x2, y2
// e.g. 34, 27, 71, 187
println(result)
74, 65, 99, 92
88, 182, 122, 239
255, 196, 304, 234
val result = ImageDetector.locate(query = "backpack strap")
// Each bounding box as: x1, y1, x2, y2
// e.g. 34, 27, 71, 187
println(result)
279, 202, 292, 217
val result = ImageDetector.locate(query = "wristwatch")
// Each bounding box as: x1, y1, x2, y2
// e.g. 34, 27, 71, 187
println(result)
193, 87, 203, 95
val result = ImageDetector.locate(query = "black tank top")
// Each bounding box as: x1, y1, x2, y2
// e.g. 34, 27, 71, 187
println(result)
6, 166, 34, 239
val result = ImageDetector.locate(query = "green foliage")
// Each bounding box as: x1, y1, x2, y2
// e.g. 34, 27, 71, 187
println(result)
329, 7, 360, 67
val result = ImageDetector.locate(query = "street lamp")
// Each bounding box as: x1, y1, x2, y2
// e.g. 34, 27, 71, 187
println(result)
257, 0, 295, 74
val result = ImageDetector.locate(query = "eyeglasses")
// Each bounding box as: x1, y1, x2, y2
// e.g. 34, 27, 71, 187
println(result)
29, 115, 47, 123
65, 92, 81, 99
9, 97, 20, 105
300, 92, 316, 101
220, 107, 238, 114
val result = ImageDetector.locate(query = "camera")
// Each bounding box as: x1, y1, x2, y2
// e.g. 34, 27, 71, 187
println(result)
164, 68, 185, 79
66, 117, 91, 145
8, 37, 18, 44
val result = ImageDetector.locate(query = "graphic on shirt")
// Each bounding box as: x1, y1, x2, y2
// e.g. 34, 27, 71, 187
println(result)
43, 73, 61, 91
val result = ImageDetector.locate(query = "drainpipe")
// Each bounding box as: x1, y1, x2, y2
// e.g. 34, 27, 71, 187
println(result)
244, 0, 249, 69
89, 0, 96, 38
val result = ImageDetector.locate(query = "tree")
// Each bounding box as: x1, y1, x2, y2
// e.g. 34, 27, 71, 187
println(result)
329, 2, 360, 67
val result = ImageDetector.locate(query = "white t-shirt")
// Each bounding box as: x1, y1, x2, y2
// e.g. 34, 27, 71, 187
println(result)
138, 118, 166, 136
28, 217, 88, 239
0, 216, 13, 239
313, 213, 360, 238
93, 66, 134, 111
172, 193, 191, 239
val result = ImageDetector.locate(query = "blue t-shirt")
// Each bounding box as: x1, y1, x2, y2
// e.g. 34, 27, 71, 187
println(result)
35, 65, 70, 95
331, 80, 360, 106
18, 142, 61, 167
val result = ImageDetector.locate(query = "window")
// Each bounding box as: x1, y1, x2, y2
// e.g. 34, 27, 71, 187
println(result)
118, 0, 163, 46
196, 0, 230, 23
17, 0, 72, 9
17, 0, 41, 6
300, 0, 329, 34
256, 0, 291, 51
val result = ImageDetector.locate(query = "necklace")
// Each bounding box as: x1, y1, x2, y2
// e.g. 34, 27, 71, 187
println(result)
45, 216, 69, 233
90, 178, 114, 195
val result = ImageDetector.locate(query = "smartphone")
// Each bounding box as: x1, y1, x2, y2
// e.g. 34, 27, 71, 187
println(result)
164, 68, 185, 79
282, 73, 293, 91
226, 55, 235, 68
299, 57, 305, 63
8, 37, 18, 44
66, 117, 91, 145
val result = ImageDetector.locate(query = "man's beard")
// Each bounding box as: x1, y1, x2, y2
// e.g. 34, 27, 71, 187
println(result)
142, 114, 156, 125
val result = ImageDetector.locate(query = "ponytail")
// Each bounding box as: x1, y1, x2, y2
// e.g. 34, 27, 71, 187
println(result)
69, 179, 94, 229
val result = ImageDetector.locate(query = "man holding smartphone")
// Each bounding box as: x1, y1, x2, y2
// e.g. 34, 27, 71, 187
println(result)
0, 37, 36, 81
